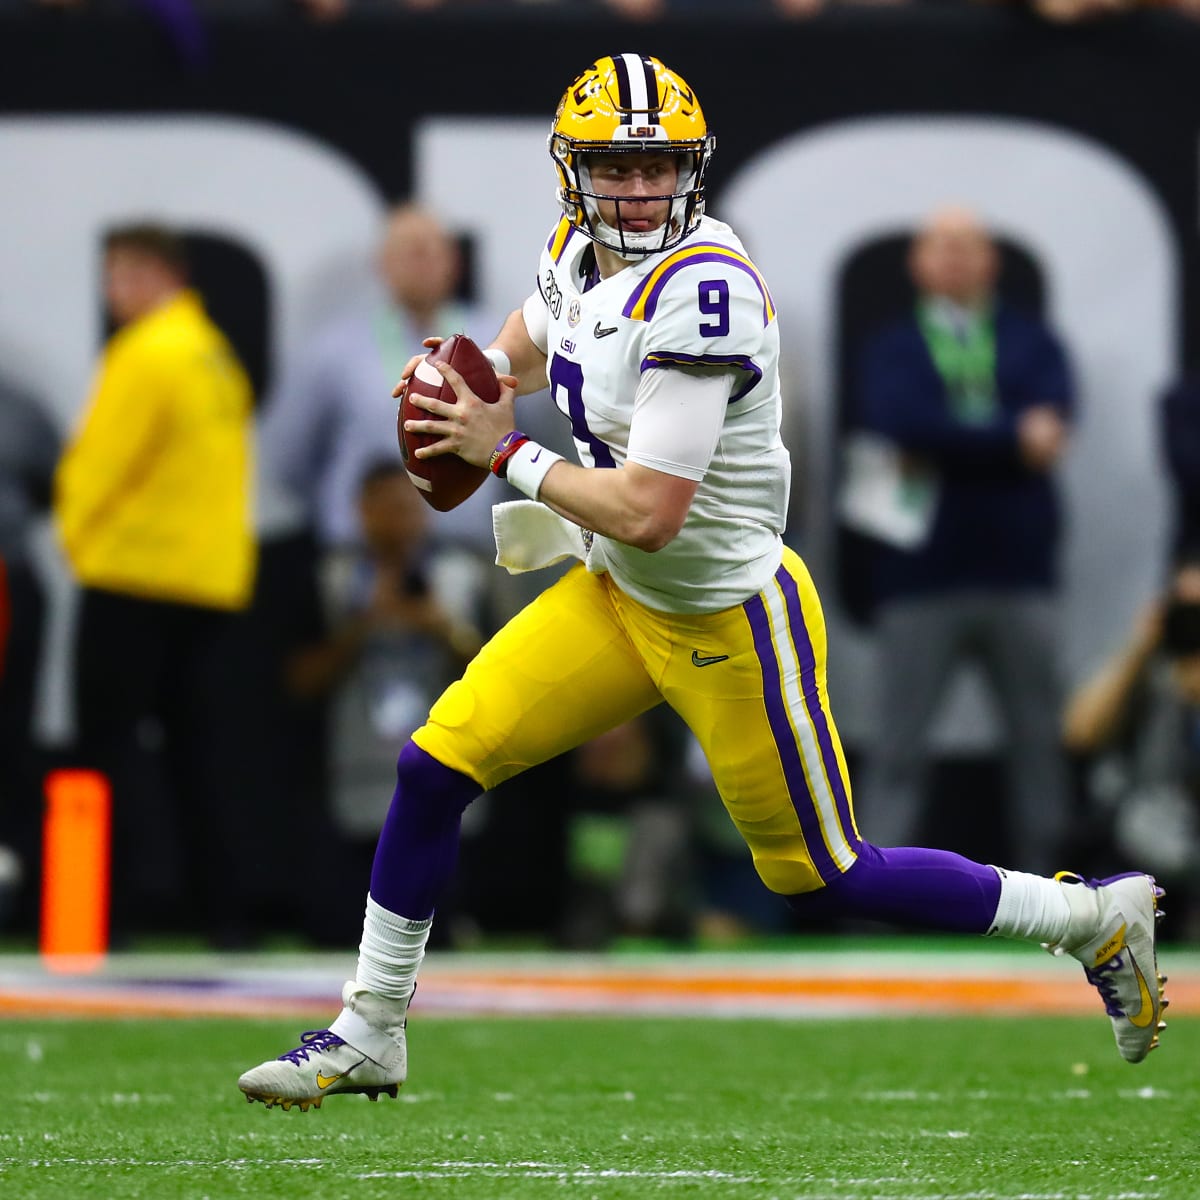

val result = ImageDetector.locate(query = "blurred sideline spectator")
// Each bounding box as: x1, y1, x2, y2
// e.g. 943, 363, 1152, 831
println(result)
849, 205, 1075, 874
1061, 557, 1200, 937
0, 372, 60, 931
54, 223, 258, 946
256, 202, 505, 846
258, 200, 573, 627
283, 459, 482, 934
259, 203, 502, 561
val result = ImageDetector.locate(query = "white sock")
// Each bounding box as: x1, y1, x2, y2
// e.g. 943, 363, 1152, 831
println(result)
354, 894, 433, 1005
985, 866, 1072, 944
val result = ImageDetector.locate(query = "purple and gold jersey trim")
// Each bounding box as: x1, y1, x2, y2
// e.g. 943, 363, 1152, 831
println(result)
622, 242, 776, 325
546, 218, 577, 265
743, 562, 859, 881
640, 351, 763, 402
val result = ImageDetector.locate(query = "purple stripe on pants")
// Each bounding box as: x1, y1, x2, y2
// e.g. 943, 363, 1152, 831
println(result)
775, 564, 860, 858
742, 590, 840, 881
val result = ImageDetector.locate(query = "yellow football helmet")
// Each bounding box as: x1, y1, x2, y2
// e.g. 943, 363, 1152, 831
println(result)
549, 53, 716, 258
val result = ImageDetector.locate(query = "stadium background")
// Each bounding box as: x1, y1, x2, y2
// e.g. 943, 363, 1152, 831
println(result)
3, 13, 1200, 1198
0, 5, 1197, 927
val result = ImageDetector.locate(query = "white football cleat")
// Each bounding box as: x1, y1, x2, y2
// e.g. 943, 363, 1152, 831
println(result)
238, 982, 408, 1110
1048, 872, 1168, 1064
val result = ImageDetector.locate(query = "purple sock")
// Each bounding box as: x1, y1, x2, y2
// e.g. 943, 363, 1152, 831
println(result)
787, 842, 1001, 933
368, 741, 481, 920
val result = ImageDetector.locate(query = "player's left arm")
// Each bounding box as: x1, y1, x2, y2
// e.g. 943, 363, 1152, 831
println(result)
483, 302, 550, 397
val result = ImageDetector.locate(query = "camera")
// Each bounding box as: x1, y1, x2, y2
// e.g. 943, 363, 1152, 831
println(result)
1162, 600, 1200, 657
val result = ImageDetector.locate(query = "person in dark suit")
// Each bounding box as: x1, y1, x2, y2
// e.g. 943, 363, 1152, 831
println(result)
853, 204, 1076, 874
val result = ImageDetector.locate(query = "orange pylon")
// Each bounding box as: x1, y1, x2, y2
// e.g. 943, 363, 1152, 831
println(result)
41, 769, 111, 972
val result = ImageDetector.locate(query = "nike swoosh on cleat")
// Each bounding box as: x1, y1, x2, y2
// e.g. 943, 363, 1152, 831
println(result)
691, 650, 730, 667
594, 322, 618, 338
1127, 957, 1157, 1029
316, 1072, 343, 1089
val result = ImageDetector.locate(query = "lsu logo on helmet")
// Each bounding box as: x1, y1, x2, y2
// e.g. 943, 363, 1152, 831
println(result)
549, 53, 716, 258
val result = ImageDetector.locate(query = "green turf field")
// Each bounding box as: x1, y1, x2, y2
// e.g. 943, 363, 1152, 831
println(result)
3, 1015, 1195, 1199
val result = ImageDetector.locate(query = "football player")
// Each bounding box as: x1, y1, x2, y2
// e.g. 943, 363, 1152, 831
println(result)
238, 53, 1167, 1110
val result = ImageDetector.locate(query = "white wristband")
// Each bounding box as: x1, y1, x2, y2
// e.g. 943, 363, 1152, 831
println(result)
506, 440, 564, 501
483, 347, 512, 377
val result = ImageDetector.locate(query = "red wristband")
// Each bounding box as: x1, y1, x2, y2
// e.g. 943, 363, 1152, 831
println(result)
489, 430, 530, 478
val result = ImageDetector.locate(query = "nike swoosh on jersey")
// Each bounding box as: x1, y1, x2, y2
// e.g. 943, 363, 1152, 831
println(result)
691, 650, 730, 667
594, 322, 618, 338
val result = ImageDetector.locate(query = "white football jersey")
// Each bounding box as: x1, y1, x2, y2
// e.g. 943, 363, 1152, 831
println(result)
522, 214, 790, 613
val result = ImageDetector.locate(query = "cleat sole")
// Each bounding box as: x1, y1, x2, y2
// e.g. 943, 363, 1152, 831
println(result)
349, 1083, 400, 1102
239, 1081, 399, 1111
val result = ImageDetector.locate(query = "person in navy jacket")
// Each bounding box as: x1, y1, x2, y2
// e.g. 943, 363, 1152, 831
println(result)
853, 205, 1075, 874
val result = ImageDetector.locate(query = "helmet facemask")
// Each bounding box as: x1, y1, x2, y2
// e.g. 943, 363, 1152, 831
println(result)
566, 149, 707, 259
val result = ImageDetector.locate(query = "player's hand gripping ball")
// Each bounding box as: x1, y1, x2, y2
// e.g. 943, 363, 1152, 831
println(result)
397, 334, 500, 512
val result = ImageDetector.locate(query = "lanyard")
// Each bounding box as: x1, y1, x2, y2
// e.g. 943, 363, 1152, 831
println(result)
917, 299, 998, 423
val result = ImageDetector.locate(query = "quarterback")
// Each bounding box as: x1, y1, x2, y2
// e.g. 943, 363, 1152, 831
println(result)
238, 53, 1166, 1109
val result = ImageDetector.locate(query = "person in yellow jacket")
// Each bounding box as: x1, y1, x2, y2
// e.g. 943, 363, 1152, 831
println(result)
55, 224, 257, 945
57, 228, 254, 607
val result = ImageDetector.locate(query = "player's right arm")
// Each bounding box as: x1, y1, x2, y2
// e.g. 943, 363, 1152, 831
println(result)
537, 458, 699, 554
534, 364, 733, 550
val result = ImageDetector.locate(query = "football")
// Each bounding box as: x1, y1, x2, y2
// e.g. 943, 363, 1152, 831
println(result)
397, 334, 501, 512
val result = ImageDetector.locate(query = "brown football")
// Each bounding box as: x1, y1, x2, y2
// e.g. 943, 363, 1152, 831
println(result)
397, 334, 500, 512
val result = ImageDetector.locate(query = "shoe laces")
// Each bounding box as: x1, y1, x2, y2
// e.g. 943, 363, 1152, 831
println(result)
277, 1029, 346, 1064
1083, 955, 1127, 1019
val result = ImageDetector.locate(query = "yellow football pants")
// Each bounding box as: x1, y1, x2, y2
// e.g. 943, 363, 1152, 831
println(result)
413, 547, 860, 894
